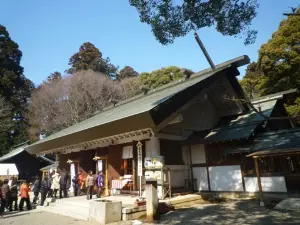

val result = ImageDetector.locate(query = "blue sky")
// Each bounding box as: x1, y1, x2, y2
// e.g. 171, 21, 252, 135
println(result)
1, 0, 297, 85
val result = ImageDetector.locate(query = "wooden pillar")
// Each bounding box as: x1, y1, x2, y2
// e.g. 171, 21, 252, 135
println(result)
204, 145, 211, 191
104, 154, 109, 196
188, 145, 195, 190
254, 157, 264, 206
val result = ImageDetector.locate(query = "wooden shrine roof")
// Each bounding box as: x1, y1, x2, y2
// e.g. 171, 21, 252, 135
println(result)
26, 55, 250, 156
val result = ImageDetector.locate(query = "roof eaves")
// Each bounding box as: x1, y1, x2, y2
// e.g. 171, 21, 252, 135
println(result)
0, 144, 28, 162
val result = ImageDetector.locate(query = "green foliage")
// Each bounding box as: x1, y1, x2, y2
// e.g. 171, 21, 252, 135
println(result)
0, 25, 34, 155
240, 11, 300, 122
47, 71, 62, 82
117, 66, 138, 80
139, 66, 185, 89
258, 10, 300, 95
285, 98, 300, 123
130, 0, 258, 45
68, 42, 118, 78
239, 62, 265, 99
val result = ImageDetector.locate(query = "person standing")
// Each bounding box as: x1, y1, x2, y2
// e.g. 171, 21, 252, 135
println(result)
66, 171, 71, 197
32, 176, 41, 205
19, 181, 32, 211
59, 169, 68, 198
1, 179, 10, 210
86, 171, 95, 200
72, 173, 79, 196
0, 181, 4, 218
78, 171, 84, 196
47, 171, 54, 197
51, 170, 60, 198
40, 177, 49, 206
96, 171, 104, 198
9, 179, 18, 211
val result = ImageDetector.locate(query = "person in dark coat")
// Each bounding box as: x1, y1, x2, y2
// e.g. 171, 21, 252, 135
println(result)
66, 171, 71, 197
47, 171, 54, 197
32, 176, 41, 205
9, 179, 18, 211
1, 179, 10, 210
96, 171, 104, 198
59, 169, 69, 198
72, 174, 79, 196
0, 180, 4, 218
40, 177, 49, 206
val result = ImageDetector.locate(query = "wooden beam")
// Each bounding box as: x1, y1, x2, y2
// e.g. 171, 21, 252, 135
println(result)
251, 151, 300, 158
254, 158, 264, 207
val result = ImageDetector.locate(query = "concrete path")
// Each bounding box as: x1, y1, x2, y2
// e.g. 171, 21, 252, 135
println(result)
156, 200, 300, 225
2, 200, 300, 225
275, 198, 300, 211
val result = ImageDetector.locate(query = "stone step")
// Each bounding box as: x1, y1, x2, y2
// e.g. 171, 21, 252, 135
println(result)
41, 205, 89, 221
39, 198, 90, 221
162, 194, 204, 206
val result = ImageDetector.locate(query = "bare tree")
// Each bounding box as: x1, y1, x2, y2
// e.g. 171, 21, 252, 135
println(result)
27, 70, 133, 138
119, 77, 141, 100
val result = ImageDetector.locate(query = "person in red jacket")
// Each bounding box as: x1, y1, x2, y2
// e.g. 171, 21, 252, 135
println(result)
19, 181, 32, 211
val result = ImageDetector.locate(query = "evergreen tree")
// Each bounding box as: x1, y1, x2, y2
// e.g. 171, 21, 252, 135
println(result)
47, 71, 62, 82
0, 25, 34, 155
139, 66, 186, 89
258, 9, 300, 95
130, 0, 258, 45
117, 66, 138, 80
240, 10, 300, 122
68, 42, 118, 78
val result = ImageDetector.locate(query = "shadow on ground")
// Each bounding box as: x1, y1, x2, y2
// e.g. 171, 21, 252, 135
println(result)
157, 200, 300, 225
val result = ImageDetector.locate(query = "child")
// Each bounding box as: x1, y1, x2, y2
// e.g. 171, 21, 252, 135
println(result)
19, 181, 32, 211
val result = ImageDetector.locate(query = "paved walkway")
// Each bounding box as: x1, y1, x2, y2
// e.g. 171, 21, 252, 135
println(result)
2, 200, 300, 225
157, 200, 300, 225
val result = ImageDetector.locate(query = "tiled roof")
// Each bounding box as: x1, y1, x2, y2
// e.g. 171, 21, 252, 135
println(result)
205, 99, 278, 143
251, 128, 300, 152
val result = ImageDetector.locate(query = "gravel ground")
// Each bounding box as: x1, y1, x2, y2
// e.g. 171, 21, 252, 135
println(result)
2, 200, 300, 225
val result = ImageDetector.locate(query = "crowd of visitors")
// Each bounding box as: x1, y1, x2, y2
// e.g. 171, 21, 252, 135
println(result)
0, 178, 31, 218
0, 169, 104, 219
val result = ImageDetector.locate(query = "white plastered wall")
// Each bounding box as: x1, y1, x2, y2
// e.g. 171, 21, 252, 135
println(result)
166, 165, 189, 187
192, 167, 209, 191
244, 176, 287, 193
190, 144, 206, 164
209, 165, 243, 191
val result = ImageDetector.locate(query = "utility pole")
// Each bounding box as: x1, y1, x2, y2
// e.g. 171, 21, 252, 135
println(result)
194, 32, 216, 70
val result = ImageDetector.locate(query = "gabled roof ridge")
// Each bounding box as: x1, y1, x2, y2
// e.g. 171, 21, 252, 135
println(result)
97, 55, 248, 115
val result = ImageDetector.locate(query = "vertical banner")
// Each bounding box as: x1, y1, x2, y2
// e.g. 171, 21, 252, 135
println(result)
137, 141, 143, 197
70, 163, 75, 193
97, 160, 103, 172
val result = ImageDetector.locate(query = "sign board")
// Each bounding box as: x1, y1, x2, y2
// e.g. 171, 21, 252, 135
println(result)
137, 142, 143, 176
